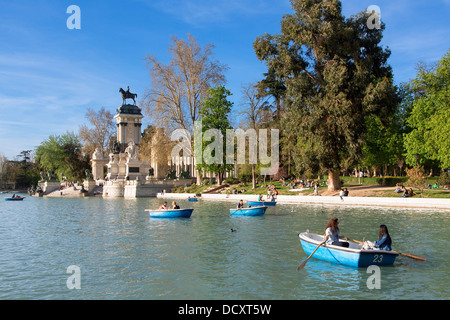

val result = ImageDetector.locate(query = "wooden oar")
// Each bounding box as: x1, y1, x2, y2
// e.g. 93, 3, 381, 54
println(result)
297, 240, 326, 271
348, 238, 427, 261
230, 207, 241, 215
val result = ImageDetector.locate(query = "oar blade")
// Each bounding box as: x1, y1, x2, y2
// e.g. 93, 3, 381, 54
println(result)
296, 260, 307, 271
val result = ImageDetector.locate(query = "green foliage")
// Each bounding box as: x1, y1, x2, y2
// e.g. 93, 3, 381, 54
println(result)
406, 165, 427, 195
196, 85, 234, 184
35, 132, 89, 182
362, 114, 403, 171
404, 50, 450, 168
4, 151, 40, 188
253, 0, 398, 189
166, 169, 177, 180
179, 169, 191, 179
437, 171, 450, 187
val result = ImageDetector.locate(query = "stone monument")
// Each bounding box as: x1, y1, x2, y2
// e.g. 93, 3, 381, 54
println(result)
101, 86, 172, 197
91, 148, 108, 181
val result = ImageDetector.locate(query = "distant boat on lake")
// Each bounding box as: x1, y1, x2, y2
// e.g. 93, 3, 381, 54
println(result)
247, 200, 276, 207
230, 206, 267, 216
146, 208, 194, 218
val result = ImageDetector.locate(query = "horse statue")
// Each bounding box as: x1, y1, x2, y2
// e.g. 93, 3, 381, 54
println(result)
119, 86, 138, 105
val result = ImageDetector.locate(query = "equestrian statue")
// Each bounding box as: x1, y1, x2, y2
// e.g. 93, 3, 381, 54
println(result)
119, 86, 138, 105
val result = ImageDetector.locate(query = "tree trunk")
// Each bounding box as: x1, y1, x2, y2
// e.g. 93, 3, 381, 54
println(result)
196, 169, 202, 185
252, 164, 256, 189
216, 172, 222, 186
327, 170, 341, 192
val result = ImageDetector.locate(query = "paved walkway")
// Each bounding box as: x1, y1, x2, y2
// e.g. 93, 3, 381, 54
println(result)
157, 192, 450, 210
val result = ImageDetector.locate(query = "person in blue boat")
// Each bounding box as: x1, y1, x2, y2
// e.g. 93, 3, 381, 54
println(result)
172, 201, 180, 209
324, 217, 349, 247
237, 199, 245, 209
364, 225, 392, 251
158, 201, 168, 209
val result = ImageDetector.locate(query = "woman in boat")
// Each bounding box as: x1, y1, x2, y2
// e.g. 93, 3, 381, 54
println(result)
364, 225, 392, 251
324, 217, 349, 247
172, 201, 180, 209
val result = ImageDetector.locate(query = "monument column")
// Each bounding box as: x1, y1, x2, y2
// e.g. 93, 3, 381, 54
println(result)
91, 148, 108, 180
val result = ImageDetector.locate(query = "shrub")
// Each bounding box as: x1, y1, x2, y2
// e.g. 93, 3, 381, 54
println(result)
437, 172, 450, 187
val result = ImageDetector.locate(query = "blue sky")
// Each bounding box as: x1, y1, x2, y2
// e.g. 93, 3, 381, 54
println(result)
0, 0, 449, 160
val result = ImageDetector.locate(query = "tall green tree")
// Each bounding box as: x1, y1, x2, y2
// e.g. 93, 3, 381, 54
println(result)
404, 50, 450, 169
196, 85, 234, 185
361, 114, 402, 181
35, 132, 89, 182
3, 150, 40, 189
254, 0, 398, 191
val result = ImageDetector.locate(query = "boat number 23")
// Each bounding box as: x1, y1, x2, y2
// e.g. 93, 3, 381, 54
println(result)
373, 254, 383, 263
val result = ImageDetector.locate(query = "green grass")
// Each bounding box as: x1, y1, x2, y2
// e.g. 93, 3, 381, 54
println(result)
171, 184, 210, 194
170, 176, 450, 198
223, 180, 323, 196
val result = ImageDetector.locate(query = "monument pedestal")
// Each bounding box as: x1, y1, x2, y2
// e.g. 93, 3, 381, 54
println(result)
124, 180, 174, 198
83, 180, 96, 195
39, 181, 61, 195
103, 180, 125, 197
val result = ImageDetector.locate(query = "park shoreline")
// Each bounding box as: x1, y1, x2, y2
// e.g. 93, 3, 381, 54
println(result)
157, 192, 450, 210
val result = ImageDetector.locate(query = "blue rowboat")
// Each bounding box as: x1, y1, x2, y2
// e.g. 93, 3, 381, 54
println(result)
187, 198, 198, 202
230, 206, 267, 216
5, 197, 25, 201
298, 232, 398, 267
247, 200, 276, 207
146, 208, 194, 218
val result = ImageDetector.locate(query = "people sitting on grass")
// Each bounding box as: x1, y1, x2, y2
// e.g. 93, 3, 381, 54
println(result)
401, 186, 415, 198
401, 186, 408, 198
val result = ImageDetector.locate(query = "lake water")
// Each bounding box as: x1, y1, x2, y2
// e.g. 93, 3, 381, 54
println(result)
0, 194, 449, 300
